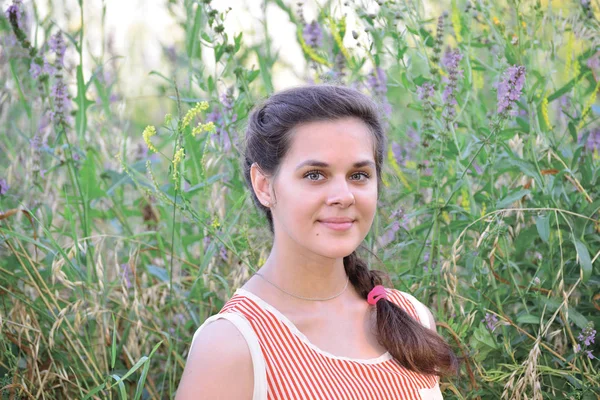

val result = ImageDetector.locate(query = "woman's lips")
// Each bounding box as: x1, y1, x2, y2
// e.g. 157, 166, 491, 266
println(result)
319, 221, 354, 231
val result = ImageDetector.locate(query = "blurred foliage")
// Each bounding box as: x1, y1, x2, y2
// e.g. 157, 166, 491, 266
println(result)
1, 0, 599, 398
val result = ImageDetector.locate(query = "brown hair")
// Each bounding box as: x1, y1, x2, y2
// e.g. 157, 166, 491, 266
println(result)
241, 84, 459, 377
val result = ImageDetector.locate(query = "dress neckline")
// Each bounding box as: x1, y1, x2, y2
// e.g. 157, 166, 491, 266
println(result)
234, 287, 393, 365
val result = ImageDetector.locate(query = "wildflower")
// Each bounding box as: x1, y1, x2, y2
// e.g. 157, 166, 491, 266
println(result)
532, 276, 541, 286
48, 32, 66, 67
203, 92, 237, 151
192, 121, 216, 137
182, 101, 209, 128
0, 178, 9, 195
119, 263, 131, 288
496, 65, 526, 116
302, 20, 323, 48
577, 81, 600, 129
367, 67, 387, 96
586, 54, 600, 71
483, 312, 499, 332
203, 236, 211, 248
417, 160, 432, 176
441, 48, 463, 124
460, 186, 470, 211
30, 60, 42, 79
578, 325, 596, 347
451, 0, 462, 42
541, 96, 552, 129
5, 0, 24, 30
47, 32, 71, 124
416, 82, 435, 100
142, 125, 158, 153
580, 129, 600, 156
50, 78, 70, 123
430, 13, 446, 71
219, 245, 228, 262
377, 209, 408, 247
575, 324, 596, 359
492, 16, 500, 25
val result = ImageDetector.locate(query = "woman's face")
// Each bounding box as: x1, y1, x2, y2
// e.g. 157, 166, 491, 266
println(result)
262, 117, 378, 260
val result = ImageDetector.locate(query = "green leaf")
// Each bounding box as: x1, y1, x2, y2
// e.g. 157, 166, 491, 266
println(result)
541, 297, 589, 329
573, 239, 592, 283
111, 313, 117, 370
535, 214, 550, 243
80, 151, 106, 200
133, 341, 163, 400
516, 314, 540, 324
496, 189, 530, 209
82, 383, 107, 400
74, 65, 94, 141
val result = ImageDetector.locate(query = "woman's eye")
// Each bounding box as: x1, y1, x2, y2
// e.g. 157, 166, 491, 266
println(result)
305, 170, 324, 181
304, 170, 371, 181
352, 172, 371, 181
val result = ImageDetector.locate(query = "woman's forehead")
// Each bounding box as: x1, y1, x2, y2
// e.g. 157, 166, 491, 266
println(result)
285, 118, 375, 160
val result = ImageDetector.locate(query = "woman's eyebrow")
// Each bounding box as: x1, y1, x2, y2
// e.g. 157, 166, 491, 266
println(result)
295, 159, 376, 170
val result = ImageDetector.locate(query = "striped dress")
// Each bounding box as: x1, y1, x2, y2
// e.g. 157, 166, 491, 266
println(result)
188, 287, 443, 400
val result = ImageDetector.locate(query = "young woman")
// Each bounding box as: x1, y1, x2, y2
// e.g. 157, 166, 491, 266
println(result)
176, 84, 459, 400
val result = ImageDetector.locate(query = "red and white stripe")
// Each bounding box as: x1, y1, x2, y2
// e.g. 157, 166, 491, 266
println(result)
217, 287, 442, 399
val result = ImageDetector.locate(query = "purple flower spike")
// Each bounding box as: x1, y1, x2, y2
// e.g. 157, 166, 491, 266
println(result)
302, 20, 323, 48
417, 82, 435, 100
483, 313, 499, 332
578, 326, 596, 347
48, 32, 67, 70
5, 1, 24, 30
442, 48, 463, 70
497, 65, 526, 115
0, 179, 10, 196
441, 48, 463, 122
367, 67, 387, 96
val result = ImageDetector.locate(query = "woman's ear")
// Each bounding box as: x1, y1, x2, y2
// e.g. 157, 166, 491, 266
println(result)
250, 162, 273, 207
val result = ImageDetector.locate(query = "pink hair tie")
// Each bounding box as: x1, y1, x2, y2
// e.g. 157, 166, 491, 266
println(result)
367, 285, 388, 305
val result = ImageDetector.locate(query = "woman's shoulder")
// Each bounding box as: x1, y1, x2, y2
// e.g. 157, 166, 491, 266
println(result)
385, 287, 436, 331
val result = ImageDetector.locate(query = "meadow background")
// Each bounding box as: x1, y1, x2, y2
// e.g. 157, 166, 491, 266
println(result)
1, 0, 599, 398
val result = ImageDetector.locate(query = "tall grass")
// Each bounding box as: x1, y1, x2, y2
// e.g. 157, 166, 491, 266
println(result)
1, 0, 599, 398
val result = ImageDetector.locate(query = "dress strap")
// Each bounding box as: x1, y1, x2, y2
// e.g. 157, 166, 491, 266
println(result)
188, 312, 268, 400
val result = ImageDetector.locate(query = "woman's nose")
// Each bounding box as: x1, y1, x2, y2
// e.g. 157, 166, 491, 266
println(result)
326, 179, 355, 207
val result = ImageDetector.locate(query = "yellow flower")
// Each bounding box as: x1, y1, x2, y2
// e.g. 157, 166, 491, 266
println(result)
192, 121, 216, 137
480, 203, 487, 217
492, 16, 500, 25
164, 113, 172, 125
451, 0, 462, 42
578, 81, 600, 129
211, 218, 221, 230
461, 187, 470, 211
182, 101, 210, 128
172, 147, 185, 185
442, 211, 451, 224
173, 147, 185, 165
473, 70, 484, 90
521, 21, 527, 28
387, 146, 411, 189
296, 27, 332, 67
143, 125, 158, 153
541, 96, 552, 130
564, 32, 574, 81
328, 17, 352, 67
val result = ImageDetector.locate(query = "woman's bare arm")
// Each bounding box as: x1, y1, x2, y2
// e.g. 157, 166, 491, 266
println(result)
175, 319, 254, 400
